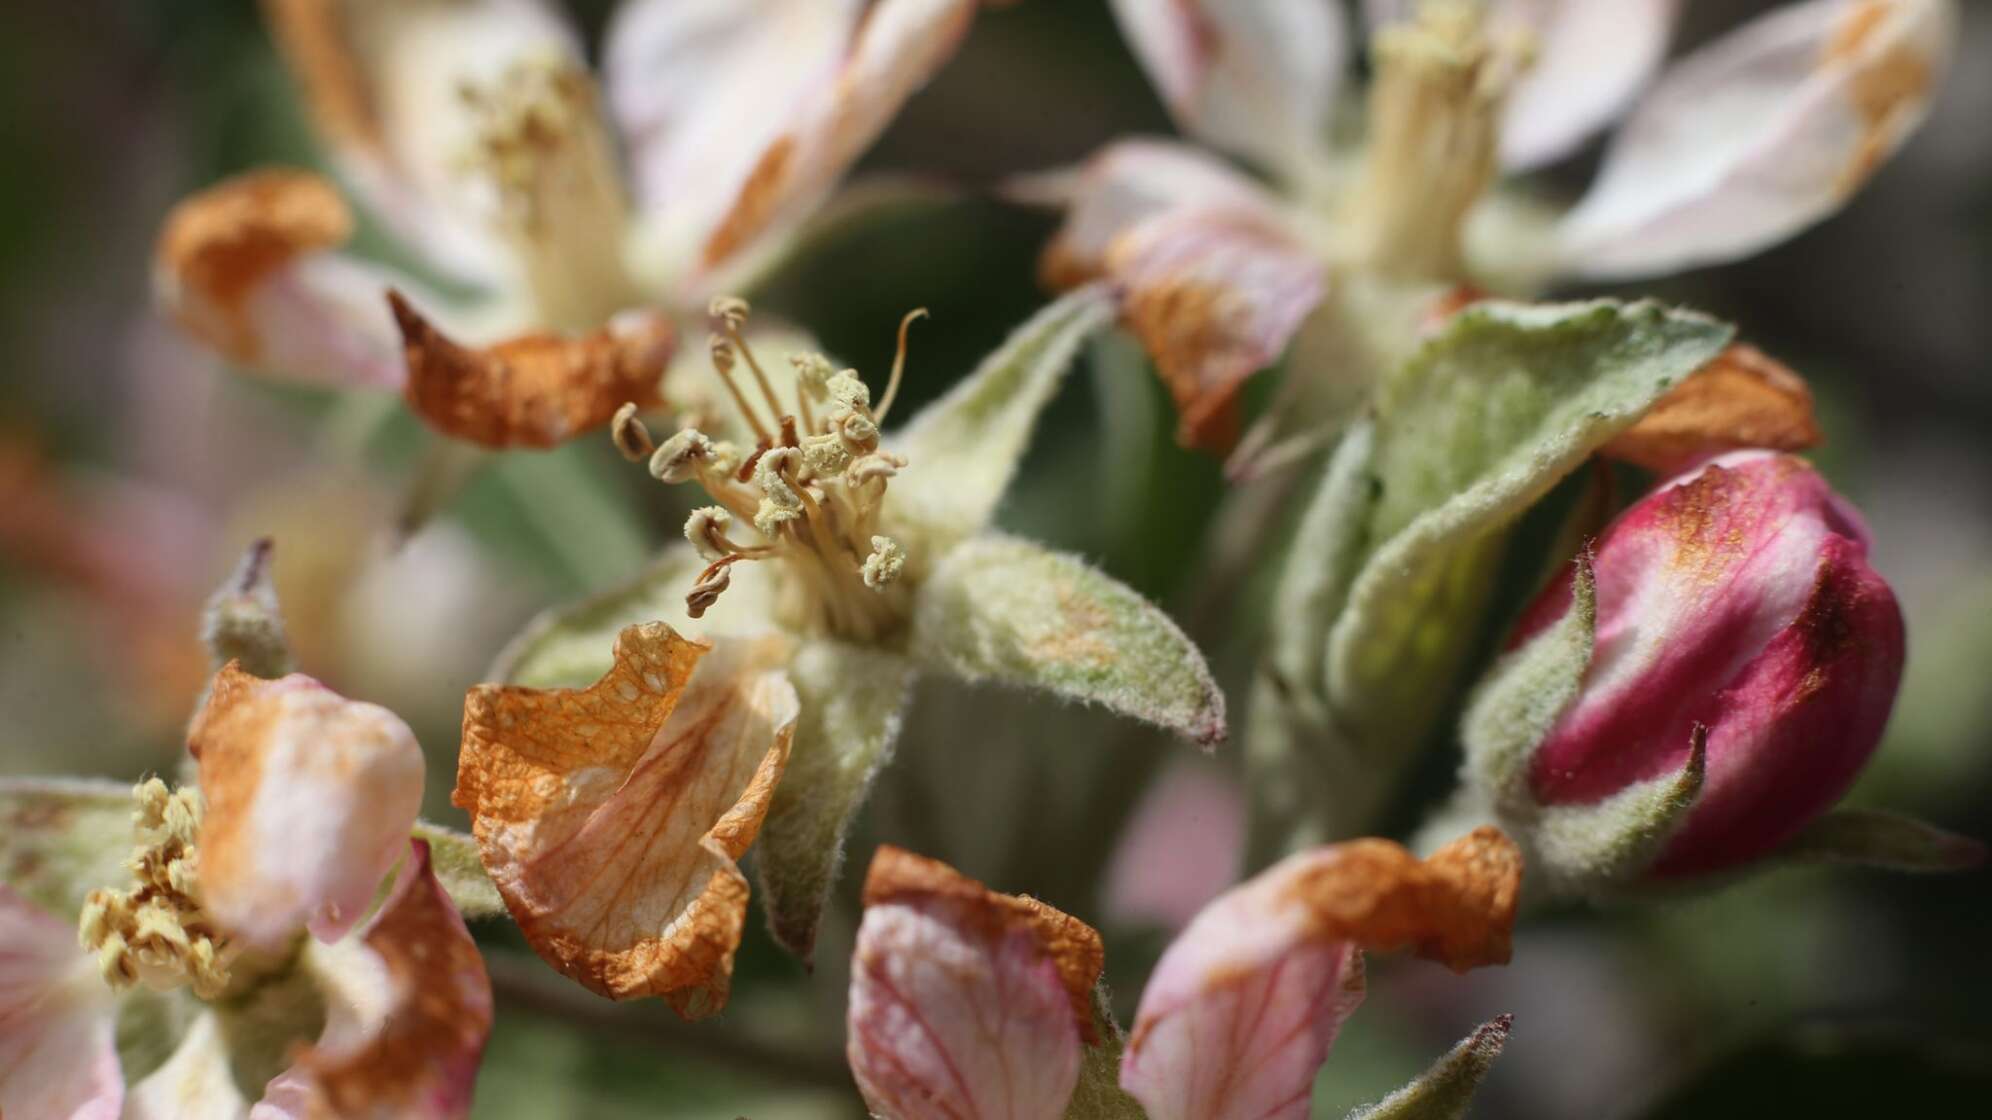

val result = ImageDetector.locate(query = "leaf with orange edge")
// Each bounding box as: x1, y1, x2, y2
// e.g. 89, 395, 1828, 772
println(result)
1602, 343, 1823, 473
389, 291, 676, 450
454, 623, 798, 1016
848, 846, 1106, 1120
1119, 828, 1522, 1120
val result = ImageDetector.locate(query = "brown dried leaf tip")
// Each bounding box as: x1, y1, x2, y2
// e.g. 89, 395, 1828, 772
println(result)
391, 291, 675, 449
1605, 344, 1823, 474
453, 623, 797, 1016
155, 168, 354, 364
862, 845, 1107, 1042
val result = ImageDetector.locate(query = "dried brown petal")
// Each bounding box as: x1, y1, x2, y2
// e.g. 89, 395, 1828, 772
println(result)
453, 624, 797, 1014
155, 168, 354, 364
1604, 344, 1823, 473
390, 292, 676, 449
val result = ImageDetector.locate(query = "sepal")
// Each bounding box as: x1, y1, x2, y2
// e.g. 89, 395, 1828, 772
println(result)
1345, 1015, 1513, 1120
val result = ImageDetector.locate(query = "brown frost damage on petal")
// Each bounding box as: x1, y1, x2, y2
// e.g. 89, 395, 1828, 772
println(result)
279, 839, 493, 1119
862, 844, 1106, 1042
390, 291, 675, 449
1282, 828, 1522, 973
453, 623, 798, 1016
1825, 0, 1940, 198
155, 168, 353, 364
1603, 344, 1823, 473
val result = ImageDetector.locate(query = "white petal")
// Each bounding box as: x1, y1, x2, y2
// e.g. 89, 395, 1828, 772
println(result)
0, 887, 122, 1120
126, 1015, 247, 1120
1109, 0, 1347, 178
1558, 0, 1958, 280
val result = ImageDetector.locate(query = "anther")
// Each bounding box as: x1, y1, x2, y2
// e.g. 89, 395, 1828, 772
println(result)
685, 506, 735, 562
862, 537, 905, 589
612, 402, 656, 461
650, 429, 714, 483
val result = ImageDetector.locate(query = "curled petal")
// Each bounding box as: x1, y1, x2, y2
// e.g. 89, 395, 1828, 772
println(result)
1105, 207, 1326, 450
153, 167, 405, 389
1022, 138, 1289, 288
191, 663, 426, 949
453, 624, 799, 1014
691, 0, 979, 284
389, 292, 675, 449
1121, 830, 1521, 1120
252, 840, 494, 1119
1108, 0, 1347, 177
1559, 0, 1958, 279
262, 0, 582, 281
0, 885, 122, 1120
847, 846, 1103, 1120
1602, 344, 1823, 473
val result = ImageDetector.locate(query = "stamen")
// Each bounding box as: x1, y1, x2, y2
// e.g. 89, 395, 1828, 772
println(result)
708, 334, 773, 444
79, 779, 233, 999
708, 298, 789, 432
612, 403, 656, 462
874, 308, 929, 423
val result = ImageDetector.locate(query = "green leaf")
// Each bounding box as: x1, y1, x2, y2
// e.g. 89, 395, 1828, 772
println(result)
887, 285, 1115, 552
1346, 1015, 1513, 1120
0, 776, 136, 918
1063, 985, 1145, 1120
755, 639, 917, 964
1774, 808, 1987, 873
1267, 421, 1378, 699
1324, 300, 1730, 754
492, 543, 782, 688
410, 820, 507, 920
911, 533, 1225, 748
1460, 551, 1598, 810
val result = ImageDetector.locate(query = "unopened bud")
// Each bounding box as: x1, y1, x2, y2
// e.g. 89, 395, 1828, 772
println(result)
1464, 452, 1905, 886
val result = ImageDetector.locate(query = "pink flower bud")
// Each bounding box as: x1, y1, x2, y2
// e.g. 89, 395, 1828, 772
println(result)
1512, 451, 1905, 877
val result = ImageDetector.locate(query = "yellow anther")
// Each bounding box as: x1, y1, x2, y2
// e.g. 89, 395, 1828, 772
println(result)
80, 780, 232, 999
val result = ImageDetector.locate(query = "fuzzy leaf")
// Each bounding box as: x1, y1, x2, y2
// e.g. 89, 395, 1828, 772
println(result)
1324, 300, 1732, 752
0, 776, 137, 918
1064, 986, 1147, 1120
1461, 552, 1598, 809
491, 543, 781, 688
1775, 808, 1987, 873
1532, 728, 1707, 899
1346, 1014, 1513, 1120
409, 820, 507, 920
756, 639, 917, 963
912, 533, 1225, 748
1268, 421, 1378, 700
888, 285, 1115, 551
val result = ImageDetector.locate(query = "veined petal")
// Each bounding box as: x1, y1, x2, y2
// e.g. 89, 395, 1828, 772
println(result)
847, 847, 1103, 1120
607, 0, 861, 279
454, 624, 798, 1014
190, 663, 426, 949
1558, 0, 1958, 280
125, 1013, 246, 1120
153, 168, 407, 390
1120, 830, 1522, 1120
249, 841, 493, 1120
1366, 0, 1681, 171
687, 0, 979, 288
1601, 343, 1823, 473
1104, 206, 1326, 450
261, 0, 582, 282
0, 885, 122, 1120
388, 291, 675, 449
1024, 138, 1292, 289
1107, 0, 1346, 179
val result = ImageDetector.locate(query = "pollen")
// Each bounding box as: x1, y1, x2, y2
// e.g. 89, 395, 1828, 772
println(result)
616, 300, 930, 640
78, 778, 233, 1000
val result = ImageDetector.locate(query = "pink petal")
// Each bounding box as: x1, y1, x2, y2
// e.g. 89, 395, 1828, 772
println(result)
250, 840, 494, 1119
1558, 0, 1958, 279
190, 664, 426, 949
847, 847, 1103, 1120
1102, 763, 1245, 932
679, 0, 979, 288
0, 885, 122, 1120
1120, 831, 1521, 1120
1107, 0, 1347, 177
1105, 206, 1326, 450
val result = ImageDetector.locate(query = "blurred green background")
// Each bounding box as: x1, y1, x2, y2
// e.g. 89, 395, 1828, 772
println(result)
1, 2, 1987, 1117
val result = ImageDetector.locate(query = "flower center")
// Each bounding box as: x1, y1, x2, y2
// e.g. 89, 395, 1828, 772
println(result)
457, 53, 640, 330
615, 298, 927, 643
1339, 1, 1529, 281
78, 779, 233, 999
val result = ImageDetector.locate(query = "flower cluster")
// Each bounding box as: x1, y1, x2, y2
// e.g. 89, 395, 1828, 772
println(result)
3, 1, 1985, 1117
